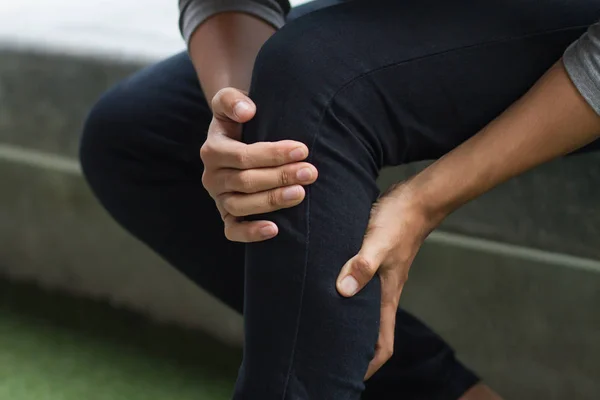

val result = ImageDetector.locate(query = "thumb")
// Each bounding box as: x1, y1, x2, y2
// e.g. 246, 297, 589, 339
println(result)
336, 228, 391, 297
211, 87, 256, 124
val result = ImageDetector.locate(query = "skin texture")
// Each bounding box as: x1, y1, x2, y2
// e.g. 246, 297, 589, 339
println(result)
190, 12, 275, 101
201, 88, 319, 242
191, 11, 504, 399
190, 14, 319, 242
335, 61, 600, 380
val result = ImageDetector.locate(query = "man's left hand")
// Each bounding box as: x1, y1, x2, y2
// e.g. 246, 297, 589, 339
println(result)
336, 182, 438, 380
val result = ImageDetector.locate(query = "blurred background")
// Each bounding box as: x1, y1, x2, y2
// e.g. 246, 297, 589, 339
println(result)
0, 0, 599, 399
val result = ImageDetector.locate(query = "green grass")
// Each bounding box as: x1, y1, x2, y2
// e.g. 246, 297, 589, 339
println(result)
0, 278, 241, 400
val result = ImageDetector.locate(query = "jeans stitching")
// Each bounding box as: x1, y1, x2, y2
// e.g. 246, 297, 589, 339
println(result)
280, 104, 326, 400
329, 24, 589, 164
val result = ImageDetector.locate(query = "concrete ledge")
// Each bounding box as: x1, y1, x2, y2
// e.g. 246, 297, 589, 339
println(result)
405, 239, 600, 400
0, 153, 244, 346
0, 48, 143, 158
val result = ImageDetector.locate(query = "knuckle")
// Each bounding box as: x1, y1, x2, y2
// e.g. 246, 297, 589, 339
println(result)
224, 221, 252, 243
221, 196, 241, 217
235, 148, 250, 168
222, 171, 235, 192
200, 142, 215, 162
353, 255, 377, 277
267, 190, 280, 208
271, 144, 287, 164
228, 206, 243, 218
201, 170, 211, 190
224, 226, 235, 241
399, 271, 410, 284
279, 169, 291, 186
217, 207, 228, 222
211, 88, 228, 109
236, 170, 254, 192
384, 347, 394, 361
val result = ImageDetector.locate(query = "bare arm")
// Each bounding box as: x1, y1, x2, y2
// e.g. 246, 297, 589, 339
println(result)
337, 60, 600, 385
182, 9, 317, 243
409, 60, 600, 224
188, 12, 275, 102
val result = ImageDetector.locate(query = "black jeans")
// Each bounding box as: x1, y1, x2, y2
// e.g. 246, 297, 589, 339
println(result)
80, 0, 600, 398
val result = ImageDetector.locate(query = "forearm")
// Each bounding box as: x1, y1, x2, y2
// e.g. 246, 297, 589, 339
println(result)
408, 60, 600, 224
188, 12, 275, 102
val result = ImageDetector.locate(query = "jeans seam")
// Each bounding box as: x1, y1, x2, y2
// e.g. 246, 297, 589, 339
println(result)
332, 24, 590, 100
279, 24, 588, 398
322, 24, 589, 165
280, 108, 323, 400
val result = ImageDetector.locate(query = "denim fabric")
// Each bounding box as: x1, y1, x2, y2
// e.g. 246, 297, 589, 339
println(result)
80, 0, 599, 398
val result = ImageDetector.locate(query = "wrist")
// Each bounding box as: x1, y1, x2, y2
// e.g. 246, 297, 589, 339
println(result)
387, 180, 446, 240
404, 169, 460, 229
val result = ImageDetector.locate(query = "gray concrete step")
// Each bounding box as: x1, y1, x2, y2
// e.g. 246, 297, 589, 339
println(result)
405, 237, 600, 399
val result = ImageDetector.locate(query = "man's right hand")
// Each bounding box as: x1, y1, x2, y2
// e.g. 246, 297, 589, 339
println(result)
201, 87, 318, 243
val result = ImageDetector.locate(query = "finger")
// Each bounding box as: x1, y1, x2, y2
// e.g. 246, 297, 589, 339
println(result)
211, 87, 256, 123
202, 137, 310, 169
231, 140, 310, 169
219, 185, 306, 217
336, 220, 395, 297
223, 215, 279, 243
365, 276, 402, 380
364, 299, 397, 380
220, 162, 318, 193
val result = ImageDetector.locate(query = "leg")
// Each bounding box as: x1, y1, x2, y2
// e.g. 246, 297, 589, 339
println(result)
78, 0, 351, 325
80, 52, 246, 313
79, 1, 476, 398
236, 0, 599, 398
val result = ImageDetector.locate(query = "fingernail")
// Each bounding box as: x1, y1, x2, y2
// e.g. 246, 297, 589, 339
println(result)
260, 225, 277, 238
296, 168, 313, 181
340, 276, 359, 296
282, 186, 301, 201
289, 147, 307, 161
233, 101, 251, 118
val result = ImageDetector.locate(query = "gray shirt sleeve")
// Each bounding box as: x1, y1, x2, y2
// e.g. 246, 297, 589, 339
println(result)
563, 21, 600, 115
179, 0, 290, 44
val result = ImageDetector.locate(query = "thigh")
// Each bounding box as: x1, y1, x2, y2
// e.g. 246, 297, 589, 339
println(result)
80, 52, 246, 313
235, 1, 599, 398
260, 0, 600, 166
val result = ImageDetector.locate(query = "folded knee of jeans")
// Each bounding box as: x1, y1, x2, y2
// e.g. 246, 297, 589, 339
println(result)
80, 84, 137, 172
252, 23, 332, 92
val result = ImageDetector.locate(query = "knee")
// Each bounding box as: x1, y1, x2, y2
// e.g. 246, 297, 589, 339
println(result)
252, 28, 325, 91
246, 19, 349, 144
79, 83, 138, 187
249, 13, 353, 104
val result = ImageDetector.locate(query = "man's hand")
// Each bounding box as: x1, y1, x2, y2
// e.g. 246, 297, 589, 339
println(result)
336, 61, 600, 382
201, 88, 319, 243
336, 183, 431, 380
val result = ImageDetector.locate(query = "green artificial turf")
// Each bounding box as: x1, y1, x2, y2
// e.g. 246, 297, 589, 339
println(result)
0, 278, 241, 400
